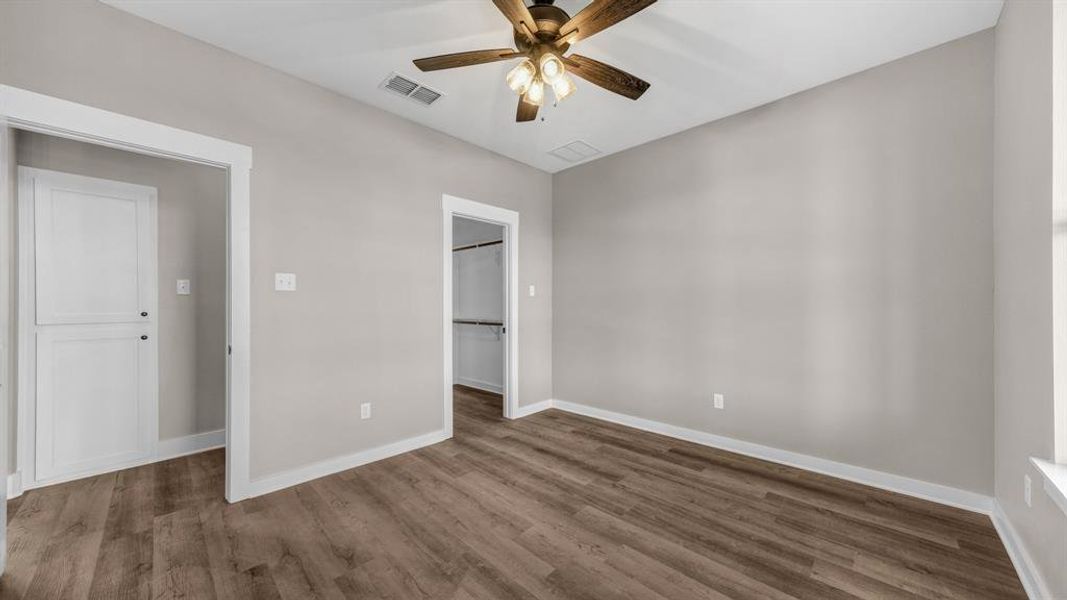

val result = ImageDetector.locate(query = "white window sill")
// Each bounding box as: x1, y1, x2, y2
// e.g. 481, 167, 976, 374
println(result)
1030, 457, 1067, 517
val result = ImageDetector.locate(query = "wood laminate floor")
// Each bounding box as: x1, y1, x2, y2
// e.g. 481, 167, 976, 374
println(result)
0, 385, 1025, 599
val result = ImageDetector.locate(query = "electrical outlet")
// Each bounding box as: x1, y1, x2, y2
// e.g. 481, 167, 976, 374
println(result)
1025, 474, 1032, 507
361, 402, 372, 420
274, 272, 297, 292
713, 393, 725, 410
529, 284, 536, 297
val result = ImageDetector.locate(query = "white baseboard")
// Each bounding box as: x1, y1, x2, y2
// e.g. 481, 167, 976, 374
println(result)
15, 428, 226, 496
158, 428, 225, 461
991, 500, 1053, 600
523, 400, 1036, 595
7, 471, 21, 499
550, 399, 994, 514
455, 377, 503, 394
513, 399, 554, 418
246, 429, 449, 499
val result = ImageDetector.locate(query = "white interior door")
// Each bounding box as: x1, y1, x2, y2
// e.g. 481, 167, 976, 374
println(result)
20, 167, 158, 483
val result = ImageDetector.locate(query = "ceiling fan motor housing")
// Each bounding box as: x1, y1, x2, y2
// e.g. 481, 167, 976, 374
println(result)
515, 1, 571, 49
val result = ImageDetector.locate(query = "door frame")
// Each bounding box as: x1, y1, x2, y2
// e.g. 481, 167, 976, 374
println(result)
18, 167, 160, 486
0, 85, 254, 502
443, 194, 519, 433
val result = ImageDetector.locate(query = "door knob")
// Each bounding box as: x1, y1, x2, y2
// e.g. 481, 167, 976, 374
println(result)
141, 311, 148, 317
141, 335, 148, 340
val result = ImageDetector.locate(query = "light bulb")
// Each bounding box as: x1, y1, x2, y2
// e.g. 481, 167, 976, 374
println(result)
526, 78, 544, 106
551, 75, 576, 103
506, 60, 536, 95
539, 53, 565, 84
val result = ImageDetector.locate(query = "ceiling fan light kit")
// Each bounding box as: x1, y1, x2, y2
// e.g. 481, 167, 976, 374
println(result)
539, 52, 565, 83
413, 0, 655, 122
506, 59, 537, 94
527, 78, 546, 106
551, 75, 577, 103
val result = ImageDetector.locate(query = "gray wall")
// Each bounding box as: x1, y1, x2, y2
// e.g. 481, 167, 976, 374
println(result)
553, 31, 995, 494
15, 132, 227, 445
993, 0, 1067, 595
0, 0, 553, 480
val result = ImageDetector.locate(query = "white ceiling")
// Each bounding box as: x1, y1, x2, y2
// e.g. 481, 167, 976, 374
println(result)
103, 0, 1003, 173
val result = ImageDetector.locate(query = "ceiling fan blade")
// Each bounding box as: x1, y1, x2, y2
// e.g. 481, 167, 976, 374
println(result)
413, 49, 522, 72
563, 54, 650, 100
557, 0, 656, 44
516, 95, 539, 122
493, 0, 539, 43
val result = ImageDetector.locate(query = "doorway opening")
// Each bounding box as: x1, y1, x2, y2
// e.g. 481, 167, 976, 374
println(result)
14, 132, 228, 491
0, 84, 252, 503
452, 216, 506, 426
442, 195, 519, 437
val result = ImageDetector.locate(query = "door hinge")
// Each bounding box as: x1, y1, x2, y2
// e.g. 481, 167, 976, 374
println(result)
228, 345, 232, 356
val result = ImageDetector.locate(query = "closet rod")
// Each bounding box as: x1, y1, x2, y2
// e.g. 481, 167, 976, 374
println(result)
453, 319, 504, 327
452, 239, 503, 252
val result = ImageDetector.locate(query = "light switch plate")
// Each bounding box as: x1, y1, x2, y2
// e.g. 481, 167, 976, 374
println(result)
176, 279, 191, 295
361, 403, 372, 420
274, 272, 297, 292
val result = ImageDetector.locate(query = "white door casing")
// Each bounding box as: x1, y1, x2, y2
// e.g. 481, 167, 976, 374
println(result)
2, 83, 252, 502
19, 167, 158, 485
442, 194, 519, 433
0, 121, 12, 576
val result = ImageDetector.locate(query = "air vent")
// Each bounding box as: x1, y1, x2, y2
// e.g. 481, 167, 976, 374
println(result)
549, 140, 602, 163
380, 72, 444, 107
410, 86, 442, 106
384, 74, 419, 96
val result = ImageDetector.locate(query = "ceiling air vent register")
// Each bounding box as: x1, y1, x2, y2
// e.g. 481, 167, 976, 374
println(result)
380, 72, 444, 106
549, 140, 601, 163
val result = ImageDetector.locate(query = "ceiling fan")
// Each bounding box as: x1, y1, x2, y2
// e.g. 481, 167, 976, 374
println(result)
412, 0, 655, 122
